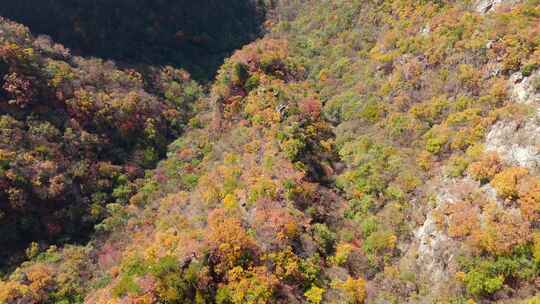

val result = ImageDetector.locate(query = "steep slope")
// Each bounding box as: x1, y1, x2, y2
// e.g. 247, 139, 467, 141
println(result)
0, 18, 202, 269
1, 0, 540, 303
269, 0, 540, 301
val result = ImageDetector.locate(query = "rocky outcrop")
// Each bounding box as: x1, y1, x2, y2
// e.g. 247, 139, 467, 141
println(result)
475, 0, 519, 14
414, 213, 455, 283
408, 68, 540, 300
509, 71, 540, 105
486, 70, 540, 172
485, 119, 540, 172
405, 178, 465, 300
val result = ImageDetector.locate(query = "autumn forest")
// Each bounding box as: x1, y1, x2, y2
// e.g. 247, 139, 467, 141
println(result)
0, 0, 540, 303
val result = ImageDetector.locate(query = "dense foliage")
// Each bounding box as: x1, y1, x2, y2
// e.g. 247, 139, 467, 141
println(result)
1, 0, 540, 303
0, 18, 202, 268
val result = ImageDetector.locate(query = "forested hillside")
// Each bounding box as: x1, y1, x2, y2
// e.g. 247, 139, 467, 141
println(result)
0, 17, 203, 270
1, 0, 540, 303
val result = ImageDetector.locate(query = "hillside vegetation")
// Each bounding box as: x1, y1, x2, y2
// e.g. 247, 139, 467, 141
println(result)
1, 0, 540, 303
0, 18, 203, 269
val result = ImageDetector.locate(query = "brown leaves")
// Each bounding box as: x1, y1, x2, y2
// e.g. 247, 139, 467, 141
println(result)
470, 202, 531, 255
468, 152, 503, 183
299, 98, 322, 119
207, 209, 258, 274
3, 72, 36, 107
445, 200, 480, 239
490, 167, 529, 200
517, 176, 540, 222
252, 207, 302, 249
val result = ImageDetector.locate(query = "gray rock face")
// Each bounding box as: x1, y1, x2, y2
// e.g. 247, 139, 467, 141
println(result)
486, 70, 540, 172
509, 71, 540, 105
486, 119, 540, 172
475, 0, 519, 13
414, 213, 453, 282
407, 178, 465, 299
408, 67, 539, 299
